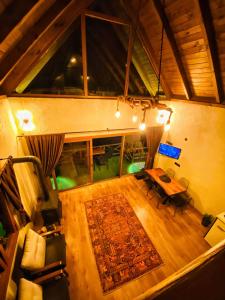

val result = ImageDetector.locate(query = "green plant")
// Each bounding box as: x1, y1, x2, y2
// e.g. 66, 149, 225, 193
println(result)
201, 214, 214, 227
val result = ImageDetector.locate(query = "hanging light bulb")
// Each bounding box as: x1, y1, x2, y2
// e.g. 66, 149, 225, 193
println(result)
164, 120, 170, 131
132, 114, 138, 123
164, 111, 173, 131
115, 98, 121, 119
139, 109, 146, 131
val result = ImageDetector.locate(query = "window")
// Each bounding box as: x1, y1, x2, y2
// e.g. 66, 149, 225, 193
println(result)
17, 4, 162, 98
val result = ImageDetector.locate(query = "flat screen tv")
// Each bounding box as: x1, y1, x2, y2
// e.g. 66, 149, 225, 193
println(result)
158, 143, 181, 159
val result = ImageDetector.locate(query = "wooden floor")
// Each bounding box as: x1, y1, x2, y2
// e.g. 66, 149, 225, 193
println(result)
59, 176, 210, 300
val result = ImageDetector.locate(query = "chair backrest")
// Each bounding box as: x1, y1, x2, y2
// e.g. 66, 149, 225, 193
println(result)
166, 168, 175, 178
178, 177, 189, 190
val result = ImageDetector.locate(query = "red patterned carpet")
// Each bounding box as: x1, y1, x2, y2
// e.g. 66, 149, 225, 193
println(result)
85, 193, 163, 292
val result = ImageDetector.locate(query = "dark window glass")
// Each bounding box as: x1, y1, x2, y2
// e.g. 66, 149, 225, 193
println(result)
93, 136, 122, 182
52, 141, 90, 190
122, 134, 147, 175
21, 18, 84, 95
128, 36, 163, 97
89, 0, 129, 20
86, 17, 128, 96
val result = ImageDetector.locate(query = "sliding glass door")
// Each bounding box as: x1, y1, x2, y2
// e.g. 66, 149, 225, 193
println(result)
53, 141, 90, 190
122, 134, 147, 175
93, 136, 122, 182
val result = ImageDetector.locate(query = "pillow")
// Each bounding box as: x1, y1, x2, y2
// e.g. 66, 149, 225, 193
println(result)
19, 278, 42, 300
21, 229, 46, 271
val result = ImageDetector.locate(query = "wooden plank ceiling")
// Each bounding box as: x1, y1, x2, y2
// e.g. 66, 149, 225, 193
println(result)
0, 0, 224, 104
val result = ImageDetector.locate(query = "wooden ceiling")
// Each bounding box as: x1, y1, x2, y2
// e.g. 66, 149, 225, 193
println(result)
0, 0, 224, 105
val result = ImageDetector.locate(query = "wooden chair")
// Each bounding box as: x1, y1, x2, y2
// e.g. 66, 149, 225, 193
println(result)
178, 177, 190, 191
171, 193, 192, 216
166, 168, 175, 178
16, 228, 66, 281
18, 269, 70, 300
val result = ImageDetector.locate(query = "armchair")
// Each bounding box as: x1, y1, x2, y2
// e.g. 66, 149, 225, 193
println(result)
18, 269, 70, 300
20, 228, 66, 279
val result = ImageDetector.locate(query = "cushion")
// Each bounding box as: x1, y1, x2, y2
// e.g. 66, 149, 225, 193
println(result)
18, 278, 43, 300
21, 229, 46, 271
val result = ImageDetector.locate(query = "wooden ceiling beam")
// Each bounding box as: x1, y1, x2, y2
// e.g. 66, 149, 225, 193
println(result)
84, 9, 129, 26
121, 1, 171, 99
0, 0, 56, 63
195, 0, 223, 103
153, 0, 192, 100
0, 0, 94, 94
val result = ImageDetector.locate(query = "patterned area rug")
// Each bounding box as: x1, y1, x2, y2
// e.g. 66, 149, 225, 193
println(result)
85, 193, 163, 292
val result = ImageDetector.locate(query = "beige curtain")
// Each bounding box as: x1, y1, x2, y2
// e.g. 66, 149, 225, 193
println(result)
0, 157, 29, 226
145, 126, 164, 169
25, 134, 65, 177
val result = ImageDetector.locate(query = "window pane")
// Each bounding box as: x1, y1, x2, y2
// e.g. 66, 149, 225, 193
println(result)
93, 137, 121, 182
52, 141, 90, 190
128, 36, 163, 97
86, 17, 128, 96
89, 0, 129, 20
122, 134, 147, 175
21, 18, 84, 95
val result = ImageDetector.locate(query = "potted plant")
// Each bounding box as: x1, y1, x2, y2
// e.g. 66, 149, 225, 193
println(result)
201, 214, 214, 227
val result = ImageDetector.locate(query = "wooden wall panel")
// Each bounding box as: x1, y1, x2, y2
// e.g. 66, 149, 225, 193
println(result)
210, 0, 225, 103
130, 0, 185, 97
164, 0, 216, 99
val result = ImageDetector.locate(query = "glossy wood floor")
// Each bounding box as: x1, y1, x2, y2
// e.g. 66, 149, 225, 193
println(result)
59, 176, 210, 300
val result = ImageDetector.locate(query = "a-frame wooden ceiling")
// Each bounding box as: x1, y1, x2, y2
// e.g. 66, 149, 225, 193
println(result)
0, 0, 224, 105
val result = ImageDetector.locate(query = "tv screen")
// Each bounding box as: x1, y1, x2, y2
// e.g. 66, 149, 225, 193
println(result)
158, 143, 181, 159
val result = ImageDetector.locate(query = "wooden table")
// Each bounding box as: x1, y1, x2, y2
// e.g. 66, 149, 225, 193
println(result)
145, 168, 186, 196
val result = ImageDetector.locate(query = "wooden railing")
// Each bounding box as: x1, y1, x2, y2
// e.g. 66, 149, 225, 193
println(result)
135, 239, 225, 300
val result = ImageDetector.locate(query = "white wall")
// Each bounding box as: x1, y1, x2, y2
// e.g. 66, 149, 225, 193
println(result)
155, 101, 225, 216
0, 97, 39, 216
6, 96, 225, 217
8, 97, 158, 134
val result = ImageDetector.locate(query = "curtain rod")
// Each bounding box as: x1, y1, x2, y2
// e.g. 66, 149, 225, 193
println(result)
16, 127, 138, 138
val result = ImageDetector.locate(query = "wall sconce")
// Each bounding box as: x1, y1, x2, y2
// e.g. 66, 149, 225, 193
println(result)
139, 109, 146, 131
156, 109, 171, 125
115, 98, 121, 119
16, 110, 35, 132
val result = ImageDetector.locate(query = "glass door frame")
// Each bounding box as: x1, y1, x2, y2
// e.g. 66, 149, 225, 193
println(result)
63, 131, 144, 187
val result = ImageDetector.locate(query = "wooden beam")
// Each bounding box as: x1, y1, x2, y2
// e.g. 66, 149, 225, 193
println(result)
121, 1, 171, 99
195, 0, 223, 103
0, 0, 56, 63
119, 136, 125, 177
0, 0, 94, 94
0, 1, 68, 81
124, 25, 133, 97
81, 14, 88, 96
15, 28, 72, 93
84, 9, 129, 26
153, 0, 192, 100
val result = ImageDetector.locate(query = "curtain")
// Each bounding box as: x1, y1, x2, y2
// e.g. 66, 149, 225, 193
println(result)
0, 158, 29, 226
145, 126, 164, 169
25, 134, 65, 177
